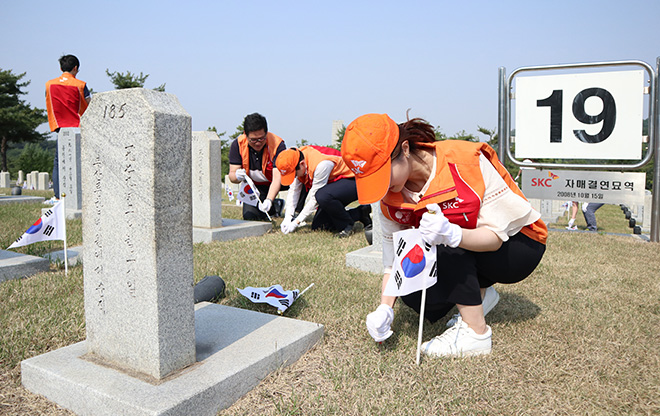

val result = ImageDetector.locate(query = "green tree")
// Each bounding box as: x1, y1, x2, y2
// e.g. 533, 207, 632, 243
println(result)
0, 69, 48, 172
106, 69, 166, 91
17, 142, 53, 173
329, 124, 347, 150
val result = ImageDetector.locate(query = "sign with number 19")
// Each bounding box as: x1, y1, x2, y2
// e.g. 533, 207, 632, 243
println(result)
515, 70, 644, 160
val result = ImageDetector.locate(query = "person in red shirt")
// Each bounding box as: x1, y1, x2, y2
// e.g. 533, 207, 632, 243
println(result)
45, 54, 91, 201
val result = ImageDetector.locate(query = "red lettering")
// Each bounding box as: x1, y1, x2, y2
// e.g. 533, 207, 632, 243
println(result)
531, 178, 553, 187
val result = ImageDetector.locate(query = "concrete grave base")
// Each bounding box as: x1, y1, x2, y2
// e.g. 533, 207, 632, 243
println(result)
0, 250, 50, 283
345, 245, 382, 274
193, 218, 272, 243
0, 195, 45, 205
21, 302, 323, 416
43, 246, 83, 266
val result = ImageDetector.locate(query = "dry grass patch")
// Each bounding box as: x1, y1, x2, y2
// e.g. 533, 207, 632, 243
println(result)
1, 201, 659, 415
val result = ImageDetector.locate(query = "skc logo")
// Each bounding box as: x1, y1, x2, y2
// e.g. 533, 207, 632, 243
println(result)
531, 171, 559, 187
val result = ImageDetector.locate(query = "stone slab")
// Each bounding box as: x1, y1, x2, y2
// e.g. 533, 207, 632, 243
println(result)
43, 246, 83, 267
345, 245, 382, 274
21, 302, 324, 416
0, 196, 45, 205
193, 218, 272, 243
0, 250, 50, 283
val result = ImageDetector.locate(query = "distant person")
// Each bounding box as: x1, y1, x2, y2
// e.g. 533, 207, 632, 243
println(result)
582, 202, 603, 232
228, 113, 285, 221
566, 201, 578, 230
276, 146, 372, 238
45, 54, 91, 204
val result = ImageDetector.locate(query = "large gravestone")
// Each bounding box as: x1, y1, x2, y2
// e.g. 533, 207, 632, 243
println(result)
80, 89, 196, 379
346, 202, 382, 273
21, 89, 323, 415
58, 128, 83, 217
17, 170, 24, 186
191, 132, 271, 243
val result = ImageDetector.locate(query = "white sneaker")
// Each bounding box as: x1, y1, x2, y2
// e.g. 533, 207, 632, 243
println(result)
446, 286, 500, 327
422, 317, 492, 357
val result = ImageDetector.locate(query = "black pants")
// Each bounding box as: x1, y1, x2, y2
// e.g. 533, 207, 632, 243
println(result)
310, 178, 364, 233
401, 232, 545, 323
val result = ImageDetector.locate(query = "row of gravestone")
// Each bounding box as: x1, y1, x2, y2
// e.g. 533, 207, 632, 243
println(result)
0, 170, 50, 190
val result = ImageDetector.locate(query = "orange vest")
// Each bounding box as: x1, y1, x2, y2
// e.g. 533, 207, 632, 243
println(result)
381, 141, 547, 244
237, 132, 284, 185
298, 146, 353, 189
45, 72, 88, 132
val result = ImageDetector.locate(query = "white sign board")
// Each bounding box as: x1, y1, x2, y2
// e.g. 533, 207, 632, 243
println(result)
515, 70, 644, 160
521, 169, 646, 205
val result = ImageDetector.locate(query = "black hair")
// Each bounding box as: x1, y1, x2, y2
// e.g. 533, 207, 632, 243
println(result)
243, 113, 268, 135
59, 55, 80, 73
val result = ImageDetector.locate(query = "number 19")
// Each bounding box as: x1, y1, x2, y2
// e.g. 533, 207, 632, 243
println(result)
536, 87, 616, 144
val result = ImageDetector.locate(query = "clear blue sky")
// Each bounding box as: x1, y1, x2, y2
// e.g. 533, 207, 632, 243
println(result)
1, 0, 658, 145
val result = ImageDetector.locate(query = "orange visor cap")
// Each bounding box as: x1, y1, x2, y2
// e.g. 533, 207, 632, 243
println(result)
341, 114, 399, 204
276, 148, 301, 186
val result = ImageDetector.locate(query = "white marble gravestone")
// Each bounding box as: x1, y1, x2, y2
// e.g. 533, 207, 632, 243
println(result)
37, 172, 49, 190
0, 172, 9, 188
58, 128, 83, 215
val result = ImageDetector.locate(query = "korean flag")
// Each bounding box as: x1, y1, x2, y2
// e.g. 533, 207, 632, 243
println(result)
383, 228, 437, 297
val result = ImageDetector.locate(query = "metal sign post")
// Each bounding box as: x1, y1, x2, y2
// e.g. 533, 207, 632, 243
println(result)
498, 59, 659, 242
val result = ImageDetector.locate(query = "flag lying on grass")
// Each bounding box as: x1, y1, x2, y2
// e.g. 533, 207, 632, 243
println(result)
237, 176, 260, 207
238, 284, 301, 313
383, 228, 437, 297
8, 201, 66, 249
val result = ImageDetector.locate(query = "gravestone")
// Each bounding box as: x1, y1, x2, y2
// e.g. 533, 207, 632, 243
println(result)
37, 172, 49, 190
58, 128, 83, 215
17, 170, 24, 186
346, 202, 382, 273
80, 89, 195, 380
191, 132, 271, 243
192, 131, 223, 228
22, 88, 323, 415
0, 172, 9, 188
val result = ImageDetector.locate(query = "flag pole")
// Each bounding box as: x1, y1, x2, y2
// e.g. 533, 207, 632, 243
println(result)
61, 193, 68, 276
416, 285, 427, 365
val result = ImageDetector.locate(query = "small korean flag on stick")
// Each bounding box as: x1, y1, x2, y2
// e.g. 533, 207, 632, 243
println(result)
383, 229, 437, 297
237, 175, 260, 207
382, 228, 437, 365
8, 200, 66, 249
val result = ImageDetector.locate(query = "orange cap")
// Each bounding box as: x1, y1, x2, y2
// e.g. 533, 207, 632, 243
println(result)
341, 114, 399, 204
276, 148, 302, 186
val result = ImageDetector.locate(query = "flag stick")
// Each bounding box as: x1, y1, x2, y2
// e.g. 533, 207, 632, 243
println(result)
299, 282, 314, 297
416, 285, 427, 365
244, 176, 271, 220
61, 193, 68, 276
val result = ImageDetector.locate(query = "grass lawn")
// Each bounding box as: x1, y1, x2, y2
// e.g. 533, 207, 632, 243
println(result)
1, 193, 658, 415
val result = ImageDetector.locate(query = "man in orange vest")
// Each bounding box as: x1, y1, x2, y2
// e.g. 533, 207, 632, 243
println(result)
276, 146, 372, 237
45, 54, 91, 203
228, 113, 286, 221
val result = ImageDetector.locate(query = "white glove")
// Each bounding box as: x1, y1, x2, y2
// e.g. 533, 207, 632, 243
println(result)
281, 218, 297, 234
366, 304, 394, 342
235, 168, 247, 182
258, 198, 272, 213
419, 203, 462, 248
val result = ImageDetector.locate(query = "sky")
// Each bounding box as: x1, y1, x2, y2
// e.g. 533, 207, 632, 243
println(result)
1, 0, 659, 146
